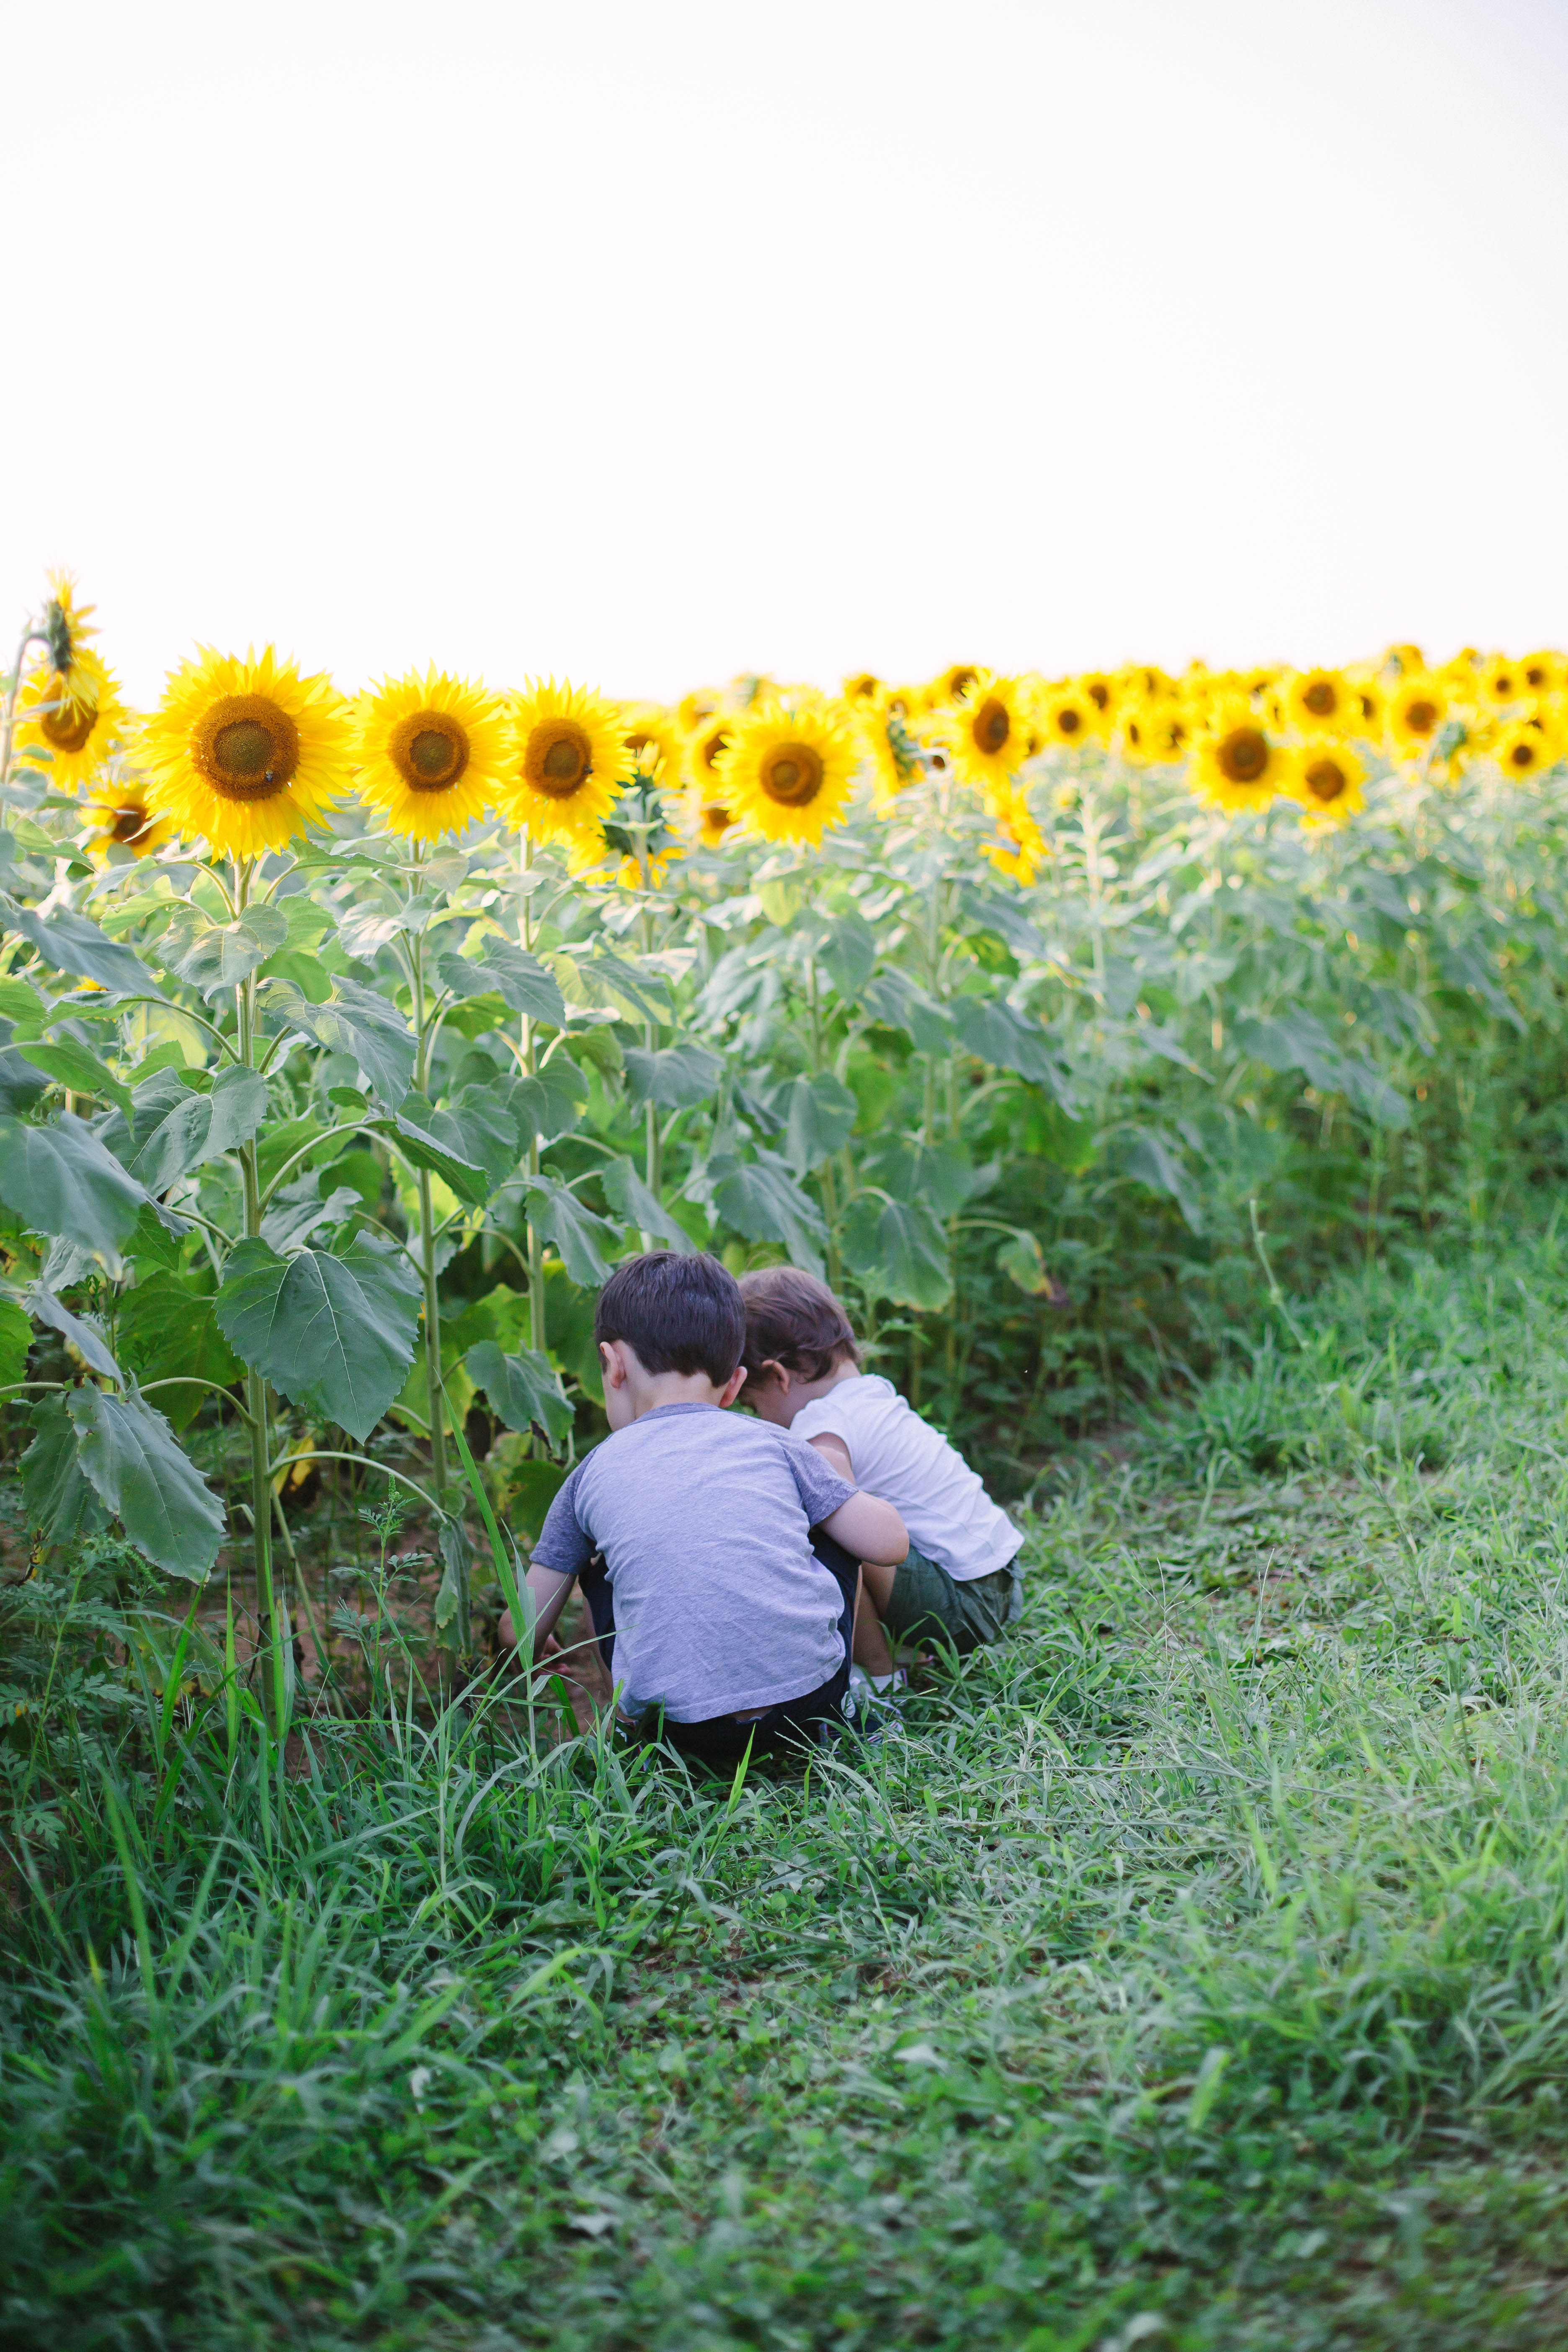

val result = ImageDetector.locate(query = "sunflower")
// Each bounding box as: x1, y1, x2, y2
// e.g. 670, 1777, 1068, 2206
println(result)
78, 770, 178, 861
139, 645, 351, 859
1521, 652, 1565, 697
980, 785, 1047, 885
1387, 673, 1447, 759
1034, 684, 1096, 752
38, 570, 98, 673
687, 781, 738, 848
620, 703, 684, 797
351, 667, 508, 841
502, 678, 629, 843
676, 688, 722, 733
929, 673, 1032, 794
1190, 698, 1293, 812
841, 672, 883, 705
1293, 738, 1365, 825
1077, 673, 1119, 735
1283, 668, 1351, 732
13, 647, 131, 789
1470, 653, 1529, 712
1344, 670, 1386, 737
713, 698, 859, 848
860, 702, 925, 814
923, 663, 981, 712
1381, 643, 1425, 677
1493, 720, 1556, 781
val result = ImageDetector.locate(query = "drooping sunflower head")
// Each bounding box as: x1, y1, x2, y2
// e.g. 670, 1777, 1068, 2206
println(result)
1381, 642, 1425, 678
13, 647, 131, 789
502, 679, 630, 844
351, 666, 508, 841
79, 768, 178, 862
676, 687, 723, 733
1284, 668, 1351, 732
39, 570, 98, 680
712, 698, 859, 849
930, 672, 1032, 793
859, 701, 926, 816
1035, 684, 1096, 752
923, 662, 982, 713
1190, 697, 1292, 813
841, 672, 883, 707
1387, 673, 1447, 758
1292, 737, 1365, 827
138, 645, 351, 859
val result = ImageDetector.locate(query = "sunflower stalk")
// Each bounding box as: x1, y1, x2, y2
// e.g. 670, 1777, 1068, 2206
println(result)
518, 827, 546, 1361
233, 858, 291, 1750
0, 616, 44, 831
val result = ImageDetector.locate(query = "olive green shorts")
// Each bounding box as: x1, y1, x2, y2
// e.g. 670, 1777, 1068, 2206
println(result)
879, 1547, 1015, 1657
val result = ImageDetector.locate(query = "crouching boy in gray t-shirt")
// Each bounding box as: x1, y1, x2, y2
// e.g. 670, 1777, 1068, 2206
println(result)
513, 1250, 908, 1771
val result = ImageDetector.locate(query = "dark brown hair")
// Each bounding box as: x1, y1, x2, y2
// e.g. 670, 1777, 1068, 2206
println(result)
595, 1250, 746, 1384
737, 1265, 861, 1387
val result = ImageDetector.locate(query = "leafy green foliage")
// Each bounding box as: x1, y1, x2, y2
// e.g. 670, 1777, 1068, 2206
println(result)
841, 1191, 953, 1308
116, 1273, 242, 1429
0, 1112, 145, 1261
464, 1338, 574, 1447
64, 1383, 226, 1578
101, 1064, 269, 1193
214, 1232, 422, 1441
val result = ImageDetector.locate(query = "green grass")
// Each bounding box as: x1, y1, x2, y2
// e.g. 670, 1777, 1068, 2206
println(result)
11, 1226, 1568, 2347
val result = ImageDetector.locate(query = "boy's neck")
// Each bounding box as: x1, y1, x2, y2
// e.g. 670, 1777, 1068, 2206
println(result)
620, 1368, 730, 1424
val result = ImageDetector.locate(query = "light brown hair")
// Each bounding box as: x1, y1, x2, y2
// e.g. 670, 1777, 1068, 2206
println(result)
737, 1265, 861, 1387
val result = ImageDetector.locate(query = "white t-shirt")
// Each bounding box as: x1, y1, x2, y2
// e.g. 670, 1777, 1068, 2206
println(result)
789, 1373, 1022, 1585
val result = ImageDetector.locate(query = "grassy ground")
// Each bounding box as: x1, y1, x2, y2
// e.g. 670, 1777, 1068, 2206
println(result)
10, 1225, 1568, 2348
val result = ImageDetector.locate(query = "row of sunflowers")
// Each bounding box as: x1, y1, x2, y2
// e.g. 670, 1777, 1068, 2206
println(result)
7, 580, 1565, 884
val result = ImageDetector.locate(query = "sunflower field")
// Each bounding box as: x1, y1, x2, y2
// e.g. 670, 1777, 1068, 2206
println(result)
3, 579, 1568, 1718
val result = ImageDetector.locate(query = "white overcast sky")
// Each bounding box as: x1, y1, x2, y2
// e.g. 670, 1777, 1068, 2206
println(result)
7, 0, 1566, 706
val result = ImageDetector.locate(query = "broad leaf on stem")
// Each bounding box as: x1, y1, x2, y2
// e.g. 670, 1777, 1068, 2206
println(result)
0, 1112, 146, 1265
840, 1194, 953, 1311
263, 976, 416, 1109
601, 1156, 695, 1250
66, 1384, 227, 1579
464, 1339, 574, 1447
215, 1231, 423, 1443
520, 1175, 620, 1286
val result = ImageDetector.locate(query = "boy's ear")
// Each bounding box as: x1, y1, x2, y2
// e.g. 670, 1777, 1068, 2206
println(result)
599, 1338, 628, 1387
718, 1364, 748, 1409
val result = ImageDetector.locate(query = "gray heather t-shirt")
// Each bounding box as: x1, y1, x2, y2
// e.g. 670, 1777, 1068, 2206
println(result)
531, 1402, 855, 1723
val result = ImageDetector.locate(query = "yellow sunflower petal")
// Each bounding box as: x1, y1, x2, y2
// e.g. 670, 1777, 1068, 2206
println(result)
928, 672, 1034, 794
501, 679, 630, 843
351, 666, 508, 841
138, 645, 351, 860
1189, 697, 1293, 813
14, 648, 132, 789
713, 698, 859, 849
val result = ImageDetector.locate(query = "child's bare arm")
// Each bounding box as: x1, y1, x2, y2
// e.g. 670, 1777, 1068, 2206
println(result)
820, 1489, 908, 1566
806, 1430, 854, 1482
499, 1562, 575, 1654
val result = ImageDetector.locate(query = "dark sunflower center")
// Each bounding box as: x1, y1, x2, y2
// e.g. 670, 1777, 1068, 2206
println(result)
1405, 698, 1438, 735
698, 728, 730, 776
704, 801, 734, 835
110, 803, 150, 842
1526, 664, 1548, 688
524, 719, 593, 799
1303, 680, 1337, 717
973, 697, 1011, 756
1218, 726, 1269, 785
391, 709, 470, 794
1304, 757, 1347, 804
1509, 739, 1537, 769
1056, 707, 1083, 737
192, 694, 301, 802
40, 697, 99, 755
1087, 680, 1110, 709
1493, 676, 1514, 699
761, 743, 824, 807
949, 669, 977, 701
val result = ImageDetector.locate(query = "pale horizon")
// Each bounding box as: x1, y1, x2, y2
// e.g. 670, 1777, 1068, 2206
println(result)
7, 0, 1565, 710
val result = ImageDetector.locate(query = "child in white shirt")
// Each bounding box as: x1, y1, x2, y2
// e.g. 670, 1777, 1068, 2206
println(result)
739, 1266, 1022, 1676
